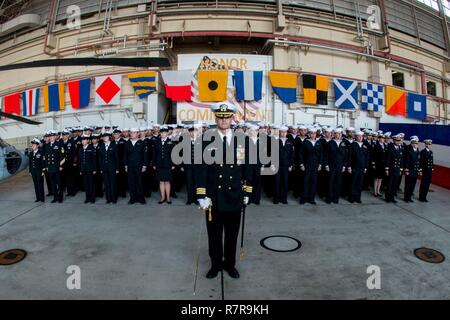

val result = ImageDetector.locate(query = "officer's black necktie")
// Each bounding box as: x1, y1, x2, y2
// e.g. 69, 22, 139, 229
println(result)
223, 135, 227, 164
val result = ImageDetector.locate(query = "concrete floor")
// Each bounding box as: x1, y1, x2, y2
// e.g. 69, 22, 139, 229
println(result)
0, 171, 449, 300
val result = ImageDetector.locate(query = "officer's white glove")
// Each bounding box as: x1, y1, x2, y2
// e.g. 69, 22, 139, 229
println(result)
125, 166, 128, 173
342, 167, 346, 173
142, 166, 147, 173
300, 164, 305, 171
198, 197, 211, 210
364, 169, 367, 174
243, 196, 249, 205
347, 167, 352, 174
325, 166, 330, 172
318, 165, 322, 171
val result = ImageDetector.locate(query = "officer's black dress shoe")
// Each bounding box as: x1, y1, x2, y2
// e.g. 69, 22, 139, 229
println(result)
333, 200, 339, 204
356, 200, 362, 204
58, 200, 63, 203
46, 193, 53, 197
309, 201, 317, 205
281, 201, 288, 204
84, 200, 89, 204
51, 199, 58, 203
224, 267, 240, 279
128, 201, 134, 204
106, 201, 111, 204
158, 199, 165, 204
90, 201, 95, 204
35, 199, 40, 203
167, 200, 172, 204
206, 268, 221, 279
186, 201, 193, 205
140, 200, 146, 205
112, 201, 117, 204
391, 199, 397, 204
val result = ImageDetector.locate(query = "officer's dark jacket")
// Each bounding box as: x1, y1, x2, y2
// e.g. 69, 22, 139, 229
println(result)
28, 148, 44, 173
98, 142, 119, 172
247, 137, 261, 167
152, 138, 174, 168
384, 143, 403, 176
123, 139, 148, 168
113, 138, 126, 168
404, 144, 421, 176
372, 142, 386, 169
277, 138, 294, 167
195, 130, 252, 212
78, 144, 97, 173
347, 141, 369, 169
293, 136, 306, 166
179, 135, 202, 167
43, 142, 65, 173
325, 139, 348, 169
144, 137, 154, 165
420, 148, 433, 173
299, 139, 323, 170
62, 139, 76, 167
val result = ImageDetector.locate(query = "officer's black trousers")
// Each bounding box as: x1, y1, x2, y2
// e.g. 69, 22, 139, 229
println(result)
386, 173, 400, 202
143, 167, 152, 198
419, 171, 432, 201
31, 171, 45, 202
82, 173, 95, 203
404, 174, 418, 201
274, 166, 289, 203
49, 172, 62, 201
248, 165, 261, 204
301, 169, 318, 203
44, 171, 53, 195
327, 168, 343, 203
117, 170, 127, 198
295, 168, 304, 198
128, 167, 145, 203
95, 173, 103, 197
341, 172, 351, 197
317, 169, 329, 198
103, 170, 117, 202
206, 208, 241, 270
65, 167, 77, 196
350, 169, 364, 202
184, 165, 196, 203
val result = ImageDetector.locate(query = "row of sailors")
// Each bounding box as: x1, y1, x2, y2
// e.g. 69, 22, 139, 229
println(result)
27, 123, 434, 205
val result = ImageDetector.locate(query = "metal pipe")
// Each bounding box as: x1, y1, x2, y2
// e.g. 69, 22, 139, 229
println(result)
378, 0, 392, 54
264, 38, 425, 72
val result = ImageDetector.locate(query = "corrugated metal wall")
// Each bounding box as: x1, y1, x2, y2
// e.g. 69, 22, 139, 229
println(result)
19, 0, 449, 50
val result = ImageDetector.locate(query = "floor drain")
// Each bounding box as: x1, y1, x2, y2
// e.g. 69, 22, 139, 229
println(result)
0, 249, 27, 266
414, 248, 445, 264
260, 235, 302, 253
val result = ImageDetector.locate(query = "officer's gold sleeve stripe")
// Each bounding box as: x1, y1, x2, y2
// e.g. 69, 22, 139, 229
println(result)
196, 187, 206, 195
